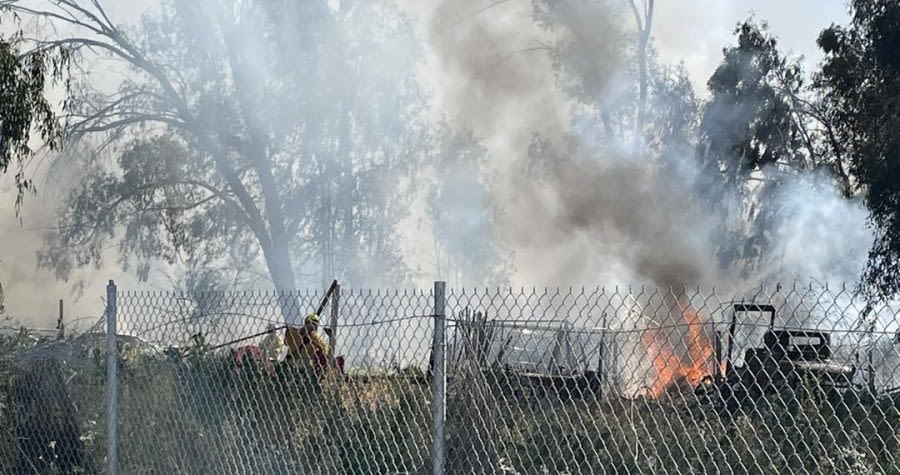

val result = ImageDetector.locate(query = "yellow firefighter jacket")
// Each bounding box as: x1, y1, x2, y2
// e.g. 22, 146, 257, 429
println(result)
285, 326, 331, 367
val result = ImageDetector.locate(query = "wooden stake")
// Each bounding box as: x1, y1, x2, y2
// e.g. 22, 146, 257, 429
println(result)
57, 299, 65, 340
329, 284, 340, 359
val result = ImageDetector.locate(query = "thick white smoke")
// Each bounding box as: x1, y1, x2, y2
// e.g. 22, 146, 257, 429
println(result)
401, 0, 719, 289
756, 169, 873, 285
0, 0, 868, 328
400, 0, 872, 293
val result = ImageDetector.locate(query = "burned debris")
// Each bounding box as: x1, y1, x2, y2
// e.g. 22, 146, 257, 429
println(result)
447, 307, 608, 404
444, 298, 865, 411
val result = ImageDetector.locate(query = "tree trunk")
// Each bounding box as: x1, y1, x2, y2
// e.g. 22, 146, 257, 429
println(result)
322, 188, 335, 290
340, 103, 355, 287
631, 0, 654, 152
263, 238, 301, 324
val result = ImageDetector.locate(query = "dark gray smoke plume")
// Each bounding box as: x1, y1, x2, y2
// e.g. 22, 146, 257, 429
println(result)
405, 0, 716, 289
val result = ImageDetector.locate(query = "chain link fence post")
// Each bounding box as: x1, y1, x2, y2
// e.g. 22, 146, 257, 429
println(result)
106, 279, 118, 475
330, 284, 340, 359
10, 281, 896, 473
431, 281, 446, 475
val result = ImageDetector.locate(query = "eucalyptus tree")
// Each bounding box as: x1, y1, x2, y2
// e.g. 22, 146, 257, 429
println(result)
0, 6, 70, 210
1, 6, 72, 313
695, 20, 821, 277
815, 0, 900, 299
6, 0, 429, 318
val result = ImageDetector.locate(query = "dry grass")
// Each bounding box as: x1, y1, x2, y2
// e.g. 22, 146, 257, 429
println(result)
2, 334, 900, 474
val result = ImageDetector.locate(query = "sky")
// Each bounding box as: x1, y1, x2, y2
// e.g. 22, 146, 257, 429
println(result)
0, 0, 853, 327
652, 0, 850, 96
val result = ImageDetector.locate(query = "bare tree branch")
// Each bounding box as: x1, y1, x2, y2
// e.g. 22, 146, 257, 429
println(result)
489, 44, 553, 74
625, 0, 643, 31
69, 114, 184, 134
20, 1, 275, 251
27, 36, 137, 63
145, 194, 218, 212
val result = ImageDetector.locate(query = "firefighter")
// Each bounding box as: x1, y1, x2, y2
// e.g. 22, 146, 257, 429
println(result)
299, 313, 331, 367
259, 323, 285, 362
284, 313, 331, 369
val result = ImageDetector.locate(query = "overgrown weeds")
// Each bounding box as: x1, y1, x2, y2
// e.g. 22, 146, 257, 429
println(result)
3, 334, 900, 474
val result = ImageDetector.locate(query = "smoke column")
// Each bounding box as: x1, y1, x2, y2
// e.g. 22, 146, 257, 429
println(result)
402, 0, 718, 290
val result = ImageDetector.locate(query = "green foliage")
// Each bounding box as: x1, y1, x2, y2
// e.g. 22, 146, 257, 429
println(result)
700, 20, 805, 178
19, 0, 429, 294
0, 10, 71, 314
0, 334, 433, 474
696, 19, 814, 275
648, 62, 701, 165
453, 385, 897, 474
815, 0, 900, 300
0, 13, 71, 212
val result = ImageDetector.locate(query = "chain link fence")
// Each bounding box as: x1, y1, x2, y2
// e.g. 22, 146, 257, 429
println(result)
3, 282, 900, 473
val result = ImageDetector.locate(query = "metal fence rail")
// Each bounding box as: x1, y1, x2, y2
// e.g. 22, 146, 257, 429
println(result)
2, 282, 900, 473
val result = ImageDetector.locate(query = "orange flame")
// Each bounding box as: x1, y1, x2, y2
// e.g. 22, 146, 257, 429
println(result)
642, 299, 715, 397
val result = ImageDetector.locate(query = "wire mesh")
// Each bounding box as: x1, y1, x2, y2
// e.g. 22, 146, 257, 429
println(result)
441, 284, 900, 474
3, 283, 900, 473
0, 327, 106, 474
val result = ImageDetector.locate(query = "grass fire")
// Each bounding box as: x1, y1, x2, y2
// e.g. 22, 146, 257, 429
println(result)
2, 0, 900, 473
641, 299, 716, 398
